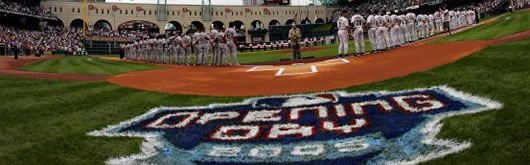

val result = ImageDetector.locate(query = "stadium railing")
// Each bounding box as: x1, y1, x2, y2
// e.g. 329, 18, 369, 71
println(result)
83, 38, 131, 55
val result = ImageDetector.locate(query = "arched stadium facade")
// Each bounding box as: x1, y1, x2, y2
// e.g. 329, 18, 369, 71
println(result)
42, 1, 336, 42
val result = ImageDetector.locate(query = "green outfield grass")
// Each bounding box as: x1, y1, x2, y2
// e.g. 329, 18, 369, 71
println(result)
20, 56, 163, 75
1, 36, 529, 165
432, 10, 530, 43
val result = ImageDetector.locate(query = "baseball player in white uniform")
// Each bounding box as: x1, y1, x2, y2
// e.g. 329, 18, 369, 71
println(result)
398, 14, 408, 45
390, 13, 402, 47
366, 11, 378, 53
122, 44, 128, 60
455, 10, 462, 28
210, 29, 219, 65
197, 29, 211, 65
467, 9, 475, 25
138, 40, 144, 61
442, 8, 451, 34
396, 13, 406, 46
167, 35, 176, 64
174, 35, 184, 64
126, 43, 133, 60
458, 10, 467, 28
351, 10, 366, 55
181, 33, 193, 64
147, 38, 155, 62
337, 10, 350, 57
382, 12, 392, 48
153, 38, 160, 63
140, 40, 145, 60
173, 34, 183, 64
434, 10, 443, 33
406, 12, 417, 41
428, 14, 435, 37
134, 41, 140, 60
213, 28, 227, 66
192, 31, 201, 65
224, 26, 239, 65
375, 11, 390, 50
416, 14, 426, 39
449, 10, 456, 30
161, 37, 168, 63
152, 38, 158, 62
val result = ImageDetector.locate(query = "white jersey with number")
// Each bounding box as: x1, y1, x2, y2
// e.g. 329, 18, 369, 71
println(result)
428, 14, 433, 23
337, 16, 349, 30
383, 14, 392, 26
375, 15, 385, 27
351, 14, 365, 29
399, 15, 407, 25
174, 36, 182, 46
407, 13, 416, 23
434, 11, 441, 21
198, 32, 211, 45
449, 11, 456, 21
416, 15, 425, 24
366, 15, 377, 28
391, 14, 399, 26
224, 28, 236, 42
192, 32, 200, 45
182, 35, 191, 47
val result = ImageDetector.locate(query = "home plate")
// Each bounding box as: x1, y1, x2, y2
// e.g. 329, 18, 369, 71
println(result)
247, 58, 349, 76
276, 65, 318, 76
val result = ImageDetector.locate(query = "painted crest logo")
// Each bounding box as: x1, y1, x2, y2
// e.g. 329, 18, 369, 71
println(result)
89, 86, 502, 165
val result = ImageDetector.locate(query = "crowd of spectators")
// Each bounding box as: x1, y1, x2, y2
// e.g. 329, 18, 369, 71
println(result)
473, 0, 509, 14
346, 0, 513, 15
0, 0, 53, 18
86, 28, 160, 41
0, 25, 83, 56
351, 0, 426, 14
512, 0, 529, 10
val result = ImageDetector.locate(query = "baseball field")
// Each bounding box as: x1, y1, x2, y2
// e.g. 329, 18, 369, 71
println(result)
0, 10, 529, 165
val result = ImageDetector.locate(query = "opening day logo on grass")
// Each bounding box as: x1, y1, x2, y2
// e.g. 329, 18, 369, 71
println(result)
89, 86, 502, 165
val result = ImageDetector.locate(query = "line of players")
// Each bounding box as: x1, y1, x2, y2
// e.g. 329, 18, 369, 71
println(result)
122, 27, 239, 66
337, 8, 477, 57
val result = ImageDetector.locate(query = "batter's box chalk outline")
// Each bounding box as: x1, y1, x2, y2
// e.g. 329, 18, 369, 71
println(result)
246, 65, 276, 72
247, 58, 349, 76
315, 58, 350, 67
275, 65, 318, 76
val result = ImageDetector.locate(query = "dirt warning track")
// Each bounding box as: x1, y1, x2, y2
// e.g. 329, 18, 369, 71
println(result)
107, 30, 530, 96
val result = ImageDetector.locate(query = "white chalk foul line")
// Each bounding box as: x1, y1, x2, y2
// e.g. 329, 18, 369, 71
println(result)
314, 58, 350, 66
246, 66, 259, 72
275, 68, 285, 76
247, 65, 275, 72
